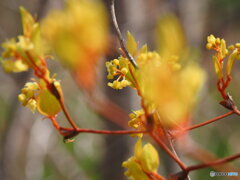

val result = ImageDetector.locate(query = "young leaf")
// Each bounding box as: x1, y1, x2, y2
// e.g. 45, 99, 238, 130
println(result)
126, 31, 138, 57
226, 50, 237, 76
139, 143, 160, 173
37, 89, 61, 117
19, 6, 35, 37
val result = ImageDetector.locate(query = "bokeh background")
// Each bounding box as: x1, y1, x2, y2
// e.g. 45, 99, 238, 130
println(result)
0, 0, 240, 180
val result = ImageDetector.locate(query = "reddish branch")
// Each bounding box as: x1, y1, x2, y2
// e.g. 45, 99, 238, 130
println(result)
171, 153, 240, 179
185, 153, 240, 173
49, 116, 146, 137
58, 98, 79, 130
181, 111, 234, 132
61, 127, 147, 135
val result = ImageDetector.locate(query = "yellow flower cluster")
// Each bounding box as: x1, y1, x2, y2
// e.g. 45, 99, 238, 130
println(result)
206, 34, 228, 57
128, 110, 145, 129
18, 79, 62, 117
206, 34, 240, 78
1, 7, 45, 73
122, 138, 159, 180
18, 82, 40, 112
106, 58, 131, 89
106, 29, 205, 128
128, 110, 145, 137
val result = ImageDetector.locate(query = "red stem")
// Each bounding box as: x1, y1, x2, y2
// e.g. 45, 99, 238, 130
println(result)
185, 153, 240, 173
182, 111, 234, 132
59, 98, 79, 130
61, 127, 147, 135
150, 172, 165, 180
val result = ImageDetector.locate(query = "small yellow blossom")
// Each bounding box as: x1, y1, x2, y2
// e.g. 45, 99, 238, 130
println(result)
128, 110, 145, 137
207, 35, 240, 78
26, 99, 37, 113
1, 60, 28, 73
18, 82, 40, 113
106, 57, 132, 89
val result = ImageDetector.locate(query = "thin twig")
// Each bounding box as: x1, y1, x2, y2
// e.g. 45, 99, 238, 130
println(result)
171, 153, 240, 179
186, 153, 240, 173
58, 98, 78, 130
60, 127, 147, 135
182, 111, 234, 132
109, 0, 138, 68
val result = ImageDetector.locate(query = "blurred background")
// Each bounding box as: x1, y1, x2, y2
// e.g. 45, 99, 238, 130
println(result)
0, 0, 240, 179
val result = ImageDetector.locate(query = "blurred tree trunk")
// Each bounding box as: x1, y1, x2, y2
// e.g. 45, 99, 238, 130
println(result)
100, 1, 130, 180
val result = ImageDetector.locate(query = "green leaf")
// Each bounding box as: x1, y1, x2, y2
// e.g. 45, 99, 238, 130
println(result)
126, 31, 138, 56
37, 89, 61, 116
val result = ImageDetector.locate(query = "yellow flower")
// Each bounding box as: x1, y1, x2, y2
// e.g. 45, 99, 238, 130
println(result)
128, 110, 145, 137
106, 57, 132, 89
207, 35, 240, 78
26, 99, 37, 113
